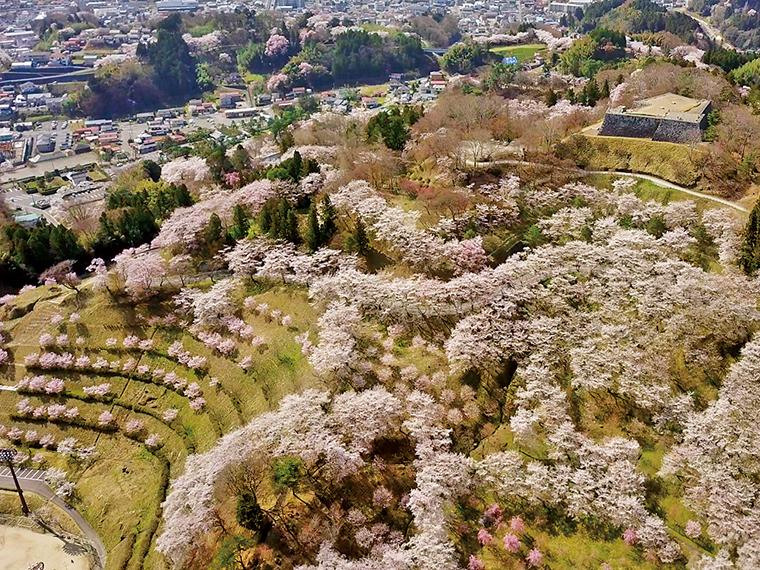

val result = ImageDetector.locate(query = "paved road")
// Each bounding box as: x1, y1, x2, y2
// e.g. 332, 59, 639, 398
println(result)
0, 472, 107, 569
676, 9, 743, 53
471, 159, 749, 213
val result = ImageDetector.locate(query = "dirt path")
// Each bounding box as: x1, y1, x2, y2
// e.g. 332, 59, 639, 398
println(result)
470, 159, 750, 214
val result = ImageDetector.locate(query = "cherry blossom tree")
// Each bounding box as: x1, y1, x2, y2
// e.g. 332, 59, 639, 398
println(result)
264, 34, 289, 57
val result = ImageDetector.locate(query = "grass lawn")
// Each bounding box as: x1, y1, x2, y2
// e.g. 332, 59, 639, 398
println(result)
243, 73, 264, 84
490, 43, 547, 63
89, 167, 109, 182
359, 84, 389, 97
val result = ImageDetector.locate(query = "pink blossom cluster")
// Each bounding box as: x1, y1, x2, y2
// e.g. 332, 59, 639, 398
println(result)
153, 181, 274, 250
163, 408, 179, 422
189, 397, 206, 412
161, 156, 211, 186
145, 433, 163, 448
36, 352, 75, 369
83, 383, 112, 397
482, 503, 503, 526
196, 331, 237, 355
167, 341, 208, 370
238, 355, 254, 370
224, 171, 241, 188
98, 411, 114, 426
17, 399, 79, 421
185, 382, 202, 399
264, 34, 289, 57
164, 371, 188, 391
267, 73, 289, 93
295, 333, 314, 355
124, 419, 144, 434
221, 315, 259, 341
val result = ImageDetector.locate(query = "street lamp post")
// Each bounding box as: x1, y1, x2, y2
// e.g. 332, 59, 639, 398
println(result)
0, 448, 29, 516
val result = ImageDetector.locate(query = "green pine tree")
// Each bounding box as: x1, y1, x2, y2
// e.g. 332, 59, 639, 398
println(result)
320, 196, 337, 243
259, 203, 272, 235
205, 213, 223, 244
285, 210, 299, 243
740, 198, 760, 275
305, 202, 321, 252
601, 78, 610, 99
349, 217, 369, 255
230, 205, 250, 241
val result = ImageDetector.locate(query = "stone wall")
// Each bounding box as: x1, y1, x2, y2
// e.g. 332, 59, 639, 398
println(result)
598, 111, 704, 144
652, 119, 702, 144
598, 113, 660, 139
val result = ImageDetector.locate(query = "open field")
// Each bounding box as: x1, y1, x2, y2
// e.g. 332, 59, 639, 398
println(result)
490, 43, 547, 62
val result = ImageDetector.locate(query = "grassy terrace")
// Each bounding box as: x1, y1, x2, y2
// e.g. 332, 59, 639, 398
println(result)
0, 280, 321, 570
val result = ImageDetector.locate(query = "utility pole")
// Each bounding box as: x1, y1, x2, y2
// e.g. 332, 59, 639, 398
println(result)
0, 448, 30, 516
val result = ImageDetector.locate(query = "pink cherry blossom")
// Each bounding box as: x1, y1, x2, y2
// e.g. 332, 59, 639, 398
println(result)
503, 532, 521, 553
98, 411, 114, 426
125, 419, 144, 434
623, 528, 638, 544
44, 377, 65, 394
477, 529, 493, 545
163, 408, 179, 422
526, 548, 542, 567
39, 333, 55, 347
264, 34, 289, 57
484, 503, 503, 526
145, 434, 162, 448
685, 520, 701, 539
510, 516, 526, 533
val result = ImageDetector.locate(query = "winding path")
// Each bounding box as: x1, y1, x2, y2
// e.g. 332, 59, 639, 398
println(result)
471, 159, 749, 213
0, 473, 107, 569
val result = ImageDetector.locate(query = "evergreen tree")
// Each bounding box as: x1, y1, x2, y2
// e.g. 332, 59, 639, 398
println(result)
601, 78, 610, 99
288, 150, 303, 182
320, 196, 337, 243
741, 198, 760, 275
277, 199, 291, 240
259, 203, 272, 235
173, 184, 193, 207
206, 213, 223, 244
347, 217, 369, 255
230, 145, 251, 174
236, 492, 266, 532
285, 209, 299, 243
230, 205, 250, 241
305, 202, 321, 252
142, 159, 162, 182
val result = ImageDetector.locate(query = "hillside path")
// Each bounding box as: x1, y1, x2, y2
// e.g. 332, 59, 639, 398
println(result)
470, 159, 749, 213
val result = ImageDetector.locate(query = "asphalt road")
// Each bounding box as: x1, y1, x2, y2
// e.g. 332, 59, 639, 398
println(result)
0, 472, 107, 569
